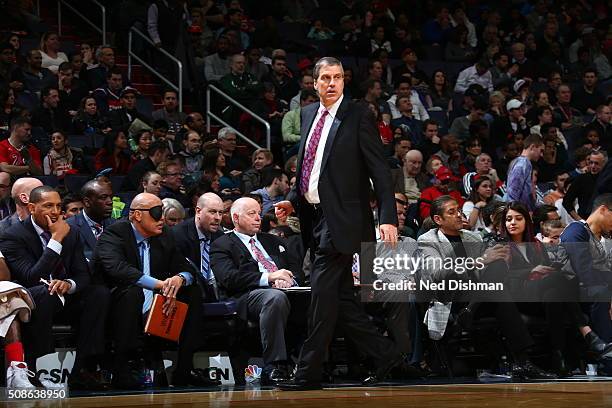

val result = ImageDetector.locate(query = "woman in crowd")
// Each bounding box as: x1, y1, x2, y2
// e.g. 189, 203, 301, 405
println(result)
40, 31, 68, 73
462, 176, 494, 231
425, 156, 443, 182
72, 96, 111, 135
202, 148, 240, 193
162, 198, 186, 227
141, 170, 162, 196
426, 70, 453, 112
444, 25, 474, 62
241, 148, 273, 193
131, 129, 153, 161
94, 130, 132, 175
43, 130, 86, 177
0, 88, 18, 134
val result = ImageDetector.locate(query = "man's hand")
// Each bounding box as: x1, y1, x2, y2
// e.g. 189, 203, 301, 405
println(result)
272, 279, 292, 289
380, 224, 398, 248
229, 170, 242, 177
48, 279, 71, 296
46, 215, 70, 242
274, 201, 294, 219
482, 244, 510, 265
161, 275, 184, 299
268, 269, 294, 285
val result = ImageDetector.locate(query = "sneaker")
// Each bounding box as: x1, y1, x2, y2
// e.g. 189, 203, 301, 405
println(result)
6, 361, 36, 388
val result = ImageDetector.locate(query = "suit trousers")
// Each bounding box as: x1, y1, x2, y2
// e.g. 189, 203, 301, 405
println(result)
246, 288, 290, 366
110, 284, 204, 373
294, 208, 398, 382
25, 284, 110, 366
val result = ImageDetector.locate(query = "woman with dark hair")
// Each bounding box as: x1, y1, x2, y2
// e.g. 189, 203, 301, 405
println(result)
94, 130, 132, 174
444, 24, 474, 62
0, 88, 18, 134
462, 176, 494, 231
131, 129, 153, 161
43, 130, 86, 177
426, 70, 453, 112
499, 201, 608, 375
202, 148, 240, 193
72, 96, 111, 135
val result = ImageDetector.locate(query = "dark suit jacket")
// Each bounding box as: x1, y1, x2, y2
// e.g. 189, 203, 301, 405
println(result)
67, 212, 116, 263
288, 97, 397, 254
210, 231, 302, 319
0, 217, 90, 290
0, 213, 20, 235
93, 219, 193, 289
172, 218, 224, 300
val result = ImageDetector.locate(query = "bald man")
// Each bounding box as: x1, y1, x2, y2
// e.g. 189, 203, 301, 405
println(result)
211, 197, 303, 385
0, 177, 42, 233
391, 150, 428, 203
0, 172, 14, 220
93, 193, 212, 388
173, 192, 225, 302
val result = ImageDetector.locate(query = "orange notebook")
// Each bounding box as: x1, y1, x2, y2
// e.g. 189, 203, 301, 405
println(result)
144, 294, 188, 342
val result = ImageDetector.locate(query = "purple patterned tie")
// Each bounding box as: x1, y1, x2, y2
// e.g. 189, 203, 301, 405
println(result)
249, 238, 277, 273
300, 109, 329, 194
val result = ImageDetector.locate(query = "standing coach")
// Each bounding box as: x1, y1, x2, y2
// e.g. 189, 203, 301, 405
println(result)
276, 57, 402, 390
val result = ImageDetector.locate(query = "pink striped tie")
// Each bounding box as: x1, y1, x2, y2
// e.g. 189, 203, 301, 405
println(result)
300, 109, 329, 194
250, 238, 277, 273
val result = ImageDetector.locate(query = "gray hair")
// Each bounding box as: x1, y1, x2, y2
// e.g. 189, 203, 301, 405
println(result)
217, 127, 237, 140
229, 197, 257, 226
161, 198, 185, 218
313, 57, 343, 80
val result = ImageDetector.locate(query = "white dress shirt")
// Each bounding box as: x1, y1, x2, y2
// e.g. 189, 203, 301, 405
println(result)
304, 94, 344, 204
31, 216, 76, 294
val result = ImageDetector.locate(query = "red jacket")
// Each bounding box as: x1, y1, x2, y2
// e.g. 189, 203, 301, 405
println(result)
418, 186, 464, 220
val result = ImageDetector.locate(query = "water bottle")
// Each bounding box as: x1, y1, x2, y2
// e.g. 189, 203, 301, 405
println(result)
499, 355, 511, 376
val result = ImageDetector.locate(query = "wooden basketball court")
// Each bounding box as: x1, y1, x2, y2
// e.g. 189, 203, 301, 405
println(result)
6, 381, 611, 407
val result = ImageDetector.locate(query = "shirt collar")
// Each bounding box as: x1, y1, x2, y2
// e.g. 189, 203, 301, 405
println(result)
318, 93, 344, 120
195, 219, 210, 241
30, 216, 45, 237
130, 223, 147, 245
82, 209, 98, 228
234, 230, 257, 245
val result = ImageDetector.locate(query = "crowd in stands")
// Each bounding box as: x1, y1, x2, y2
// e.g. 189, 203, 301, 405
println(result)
0, 0, 611, 392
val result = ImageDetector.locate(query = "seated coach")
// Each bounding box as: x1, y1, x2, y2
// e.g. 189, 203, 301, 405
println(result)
93, 192, 209, 388
0, 186, 110, 390
211, 197, 302, 385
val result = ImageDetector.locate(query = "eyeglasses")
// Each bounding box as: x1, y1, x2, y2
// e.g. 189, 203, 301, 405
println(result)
130, 205, 163, 221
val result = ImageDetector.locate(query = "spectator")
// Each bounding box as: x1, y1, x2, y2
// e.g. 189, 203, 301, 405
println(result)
43, 130, 86, 177
390, 97, 423, 145
0, 43, 22, 92
57, 62, 88, 116
463, 176, 494, 231
307, 19, 335, 41
245, 47, 268, 81
503, 134, 544, 212
419, 166, 464, 220
39, 32, 68, 74
250, 167, 289, 215
589, 105, 611, 155
282, 89, 317, 157
490, 52, 518, 87
218, 127, 247, 174
124, 141, 170, 192
141, 171, 162, 196
449, 98, 487, 141
454, 60, 493, 94
108, 87, 149, 134
131, 129, 153, 162
0, 172, 13, 220
262, 56, 299, 104
392, 48, 429, 86
152, 89, 187, 135
0, 118, 42, 177
449, 4, 477, 48
532, 204, 561, 238
543, 171, 569, 205
31, 86, 70, 133
161, 197, 186, 227
20, 49, 56, 95
391, 149, 428, 203
177, 130, 204, 186
444, 25, 475, 62
202, 148, 240, 194
241, 148, 274, 194
426, 70, 453, 112
94, 130, 132, 175
553, 84, 583, 130
490, 99, 530, 154
510, 42, 536, 80
92, 67, 124, 114
289, 74, 314, 111
422, 5, 452, 46
86, 46, 125, 90
0, 86, 18, 134
203, 36, 231, 82
158, 160, 189, 208
72, 96, 112, 135
219, 53, 263, 108
416, 119, 441, 159
387, 136, 411, 169
433, 134, 464, 176
571, 69, 606, 116
388, 77, 429, 121
462, 152, 502, 197
61, 192, 83, 219
562, 150, 607, 220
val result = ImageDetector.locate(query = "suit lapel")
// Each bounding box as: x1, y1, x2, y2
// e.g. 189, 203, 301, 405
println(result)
259, 234, 282, 269
23, 218, 43, 260
320, 98, 349, 175
187, 221, 201, 261
78, 214, 98, 253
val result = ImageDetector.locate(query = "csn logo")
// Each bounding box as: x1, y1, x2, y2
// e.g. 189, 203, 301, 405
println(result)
244, 365, 261, 383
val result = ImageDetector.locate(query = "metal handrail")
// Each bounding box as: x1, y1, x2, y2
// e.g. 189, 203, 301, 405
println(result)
128, 26, 183, 112
206, 85, 271, 150
57, 0, 106, 45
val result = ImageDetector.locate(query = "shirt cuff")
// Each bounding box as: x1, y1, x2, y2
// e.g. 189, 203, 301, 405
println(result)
66, 279, 76, 294
47, 239, 63, 255
259, 272, 270, 287
178, 272, 193, 286
137, 274, 160, 290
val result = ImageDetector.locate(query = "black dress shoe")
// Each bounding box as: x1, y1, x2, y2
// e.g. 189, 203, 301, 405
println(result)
585, 331, 612, 360
362, 354, 406, 386
275, 379, 322, 391
69, 369, 110, 391
551, 350, 571, 378
173, 369, 221, 387
111, 369, 144, 390
261, 367, 290, 386
511, 361, 558, 380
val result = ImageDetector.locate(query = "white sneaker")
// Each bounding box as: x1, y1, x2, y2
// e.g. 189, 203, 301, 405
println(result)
6, 361, 35, 388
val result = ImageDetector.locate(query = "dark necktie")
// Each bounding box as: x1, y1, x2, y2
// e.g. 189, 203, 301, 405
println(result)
200, 236, 211, 280
300, 109, 329, 194
92, 223, 103, 240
